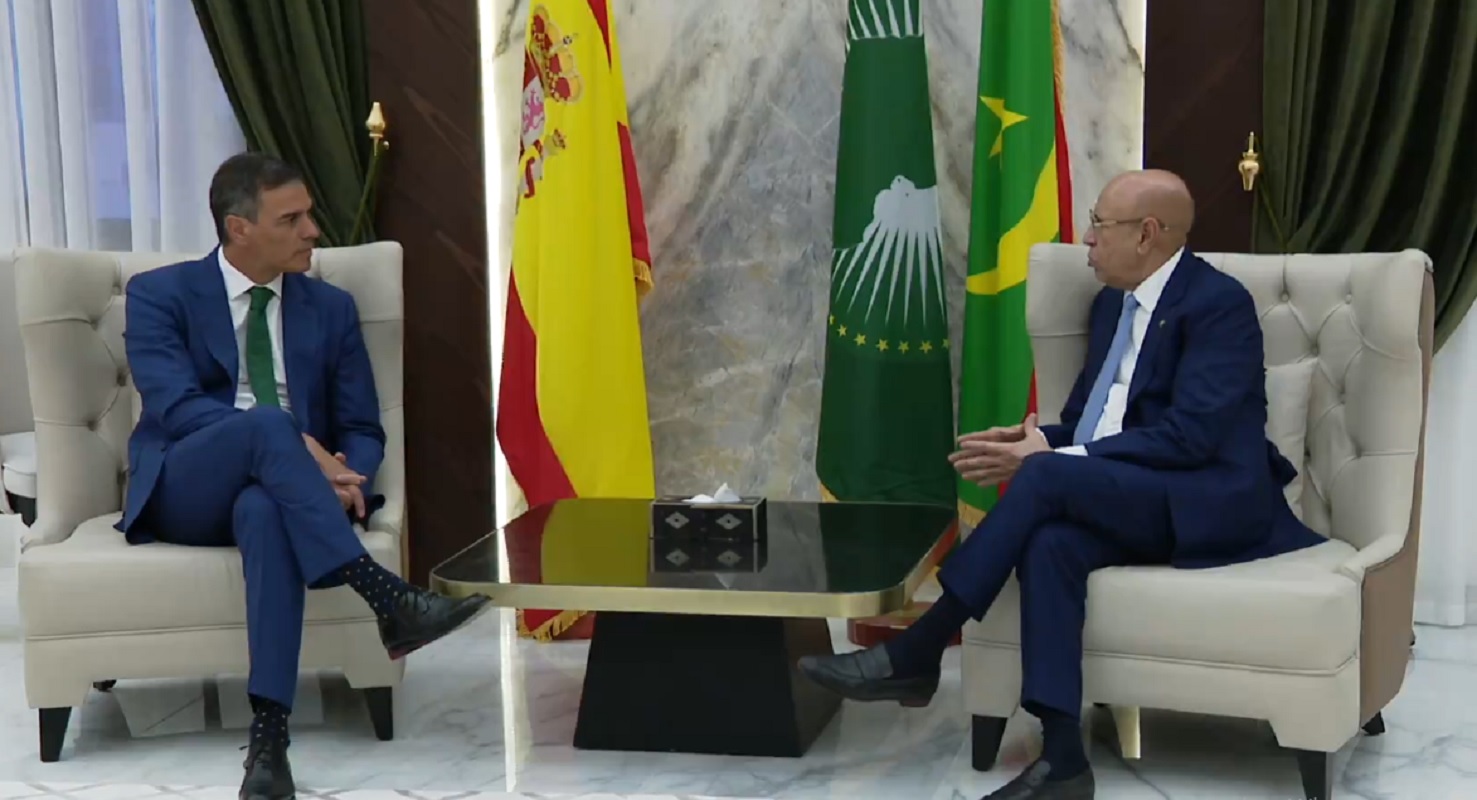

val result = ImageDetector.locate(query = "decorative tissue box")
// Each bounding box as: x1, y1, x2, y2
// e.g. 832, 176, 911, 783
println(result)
650, 534, 769, 573
650, 496, 768, 542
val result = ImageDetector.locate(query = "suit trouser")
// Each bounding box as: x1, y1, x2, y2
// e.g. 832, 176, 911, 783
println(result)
937, 453, 1176, 717
142, 406, 369, 708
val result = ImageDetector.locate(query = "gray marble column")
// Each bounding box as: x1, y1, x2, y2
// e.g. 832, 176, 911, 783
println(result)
487, 0, 1145, 501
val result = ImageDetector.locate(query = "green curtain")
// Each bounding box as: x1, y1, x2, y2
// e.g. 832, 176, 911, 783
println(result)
191, 0, 373, 246
1258, 0, 1477, 348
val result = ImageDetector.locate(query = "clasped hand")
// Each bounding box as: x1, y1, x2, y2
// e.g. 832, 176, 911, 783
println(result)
303, 434, 367, 518
949, 413, 1050, 487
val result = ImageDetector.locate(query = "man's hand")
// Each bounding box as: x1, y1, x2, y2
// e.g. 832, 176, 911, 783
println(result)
332, 453, 368, 519
949, 413, 1051, 487
304, 434, 367, 517
956, 421, 1027, 447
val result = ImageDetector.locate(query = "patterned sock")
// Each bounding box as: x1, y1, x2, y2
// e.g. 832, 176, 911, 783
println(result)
882, 588, 972, 677
1037, 706, 1089, 779
337, 554, 414, 618
248, 695, 290, 746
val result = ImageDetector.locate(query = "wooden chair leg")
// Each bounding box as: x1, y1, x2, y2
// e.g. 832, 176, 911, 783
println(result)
38, 708, 71, 762
364, 687, 393, 741
971, 714, 1008, 771
1293, 749, 1333, 800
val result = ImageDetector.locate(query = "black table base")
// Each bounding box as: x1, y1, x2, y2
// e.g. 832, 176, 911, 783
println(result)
573, 611, 841, 757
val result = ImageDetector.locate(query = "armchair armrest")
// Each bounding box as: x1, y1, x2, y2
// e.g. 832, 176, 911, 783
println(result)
365, 405, 404, 542
367, 500, 405, 541
1336, 532, 1406, 583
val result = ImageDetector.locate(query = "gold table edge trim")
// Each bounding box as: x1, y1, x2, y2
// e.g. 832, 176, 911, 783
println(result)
427, 526, 953, 620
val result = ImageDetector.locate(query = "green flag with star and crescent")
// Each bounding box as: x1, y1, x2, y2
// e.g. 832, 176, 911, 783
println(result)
958, 0, 1071, 526
816, 0, 955, 507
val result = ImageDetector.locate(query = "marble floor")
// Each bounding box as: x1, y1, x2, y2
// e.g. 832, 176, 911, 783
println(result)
1, 567, 1475, 799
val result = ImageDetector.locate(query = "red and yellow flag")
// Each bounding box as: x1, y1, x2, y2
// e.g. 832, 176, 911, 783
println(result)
497, 0, 655, 641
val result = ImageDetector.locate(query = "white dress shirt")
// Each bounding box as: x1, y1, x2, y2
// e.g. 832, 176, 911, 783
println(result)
219, 250, 291, 413
1053, 247, 1184, 456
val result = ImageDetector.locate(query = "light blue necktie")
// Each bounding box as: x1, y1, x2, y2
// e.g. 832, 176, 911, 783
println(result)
1074, 293, 1139, 445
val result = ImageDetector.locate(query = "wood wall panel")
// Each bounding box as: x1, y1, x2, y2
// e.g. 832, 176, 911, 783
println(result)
364, 0, 492, 584
1144, 0, 1264, 252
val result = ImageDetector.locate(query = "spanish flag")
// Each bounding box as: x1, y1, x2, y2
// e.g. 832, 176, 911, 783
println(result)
497, 0, 655, 641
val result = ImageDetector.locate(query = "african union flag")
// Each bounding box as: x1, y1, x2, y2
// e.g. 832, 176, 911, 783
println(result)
817, 0, 955, 508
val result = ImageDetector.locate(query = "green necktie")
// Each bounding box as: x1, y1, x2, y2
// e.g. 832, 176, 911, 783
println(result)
245, 285, 280, 408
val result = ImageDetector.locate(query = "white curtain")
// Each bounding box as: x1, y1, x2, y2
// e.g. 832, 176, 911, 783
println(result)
1415, 310, 1477, 626
0, 0, 244, 253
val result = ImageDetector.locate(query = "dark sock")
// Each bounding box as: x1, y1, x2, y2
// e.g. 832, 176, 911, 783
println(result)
337, 554, 414, 618
248, 695, 290, 746
1037, 706, 1088, 779
882, 589, 972, 677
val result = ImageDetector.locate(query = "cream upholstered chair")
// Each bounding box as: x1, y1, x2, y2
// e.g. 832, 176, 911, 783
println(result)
1, 249, 39, 529
964, 244, 1430, 800
14, 243, 407, 762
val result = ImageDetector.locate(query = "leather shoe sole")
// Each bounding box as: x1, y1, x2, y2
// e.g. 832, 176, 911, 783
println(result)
386, 595, 493, 659
797, 654, 939, 706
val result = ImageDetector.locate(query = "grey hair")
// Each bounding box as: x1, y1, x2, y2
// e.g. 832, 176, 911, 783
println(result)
208, 152, 305, 244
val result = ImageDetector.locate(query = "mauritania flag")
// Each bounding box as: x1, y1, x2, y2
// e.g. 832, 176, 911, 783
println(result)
957, 0, 1075, 526
816, 0, 955, 507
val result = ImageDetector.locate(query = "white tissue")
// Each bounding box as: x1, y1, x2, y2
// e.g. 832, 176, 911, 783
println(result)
683, 482, 742, 504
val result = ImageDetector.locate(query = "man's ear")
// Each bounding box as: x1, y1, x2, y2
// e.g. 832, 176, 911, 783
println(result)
224, 214, 250, 244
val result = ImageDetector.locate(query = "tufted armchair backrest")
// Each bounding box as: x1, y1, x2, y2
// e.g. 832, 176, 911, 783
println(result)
1024, 244, 1431, 551
13, 243, 405, 550
0, 250, 33, 436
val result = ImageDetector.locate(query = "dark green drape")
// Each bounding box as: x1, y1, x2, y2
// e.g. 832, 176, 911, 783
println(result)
1258, 0, 1477, 348
191, 0, 374, 246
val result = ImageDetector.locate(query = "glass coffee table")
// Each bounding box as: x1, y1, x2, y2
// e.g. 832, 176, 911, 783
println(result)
430, 498, 956, 758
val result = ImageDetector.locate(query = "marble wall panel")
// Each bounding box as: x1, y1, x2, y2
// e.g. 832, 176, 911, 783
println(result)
487, 0, 1144, 501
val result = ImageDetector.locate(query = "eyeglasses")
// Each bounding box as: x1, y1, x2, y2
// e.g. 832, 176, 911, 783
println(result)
1089, 212, 1172, 232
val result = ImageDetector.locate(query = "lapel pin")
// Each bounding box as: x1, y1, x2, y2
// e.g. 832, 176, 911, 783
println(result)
1158, 319, 1166, 328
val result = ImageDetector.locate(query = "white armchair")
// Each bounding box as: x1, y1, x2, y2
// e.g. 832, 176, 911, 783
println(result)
14, 243, 407, 762
1, 249, 38, 531
964, 245, 1430, 800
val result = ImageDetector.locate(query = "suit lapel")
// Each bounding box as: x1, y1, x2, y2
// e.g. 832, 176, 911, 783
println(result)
1127, 255, 1197, 403
281, 274, 319, 418
186, 251, 238, 382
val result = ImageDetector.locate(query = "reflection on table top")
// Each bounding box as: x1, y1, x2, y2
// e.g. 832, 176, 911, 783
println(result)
429, 498, 957, 619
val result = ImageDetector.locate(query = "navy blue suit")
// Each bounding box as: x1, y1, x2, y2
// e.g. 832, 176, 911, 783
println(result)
117, 250, 386, 708
938, 252, 1323, 717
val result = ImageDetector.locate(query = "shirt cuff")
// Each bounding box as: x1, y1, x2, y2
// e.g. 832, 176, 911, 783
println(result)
1035, 429, 1086, 456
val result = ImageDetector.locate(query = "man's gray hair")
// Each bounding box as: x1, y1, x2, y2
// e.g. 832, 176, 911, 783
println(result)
208, 152, 305, 244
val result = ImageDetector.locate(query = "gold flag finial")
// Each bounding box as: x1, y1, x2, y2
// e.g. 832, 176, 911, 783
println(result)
366, 102, 388, 149
1238, 132, 1260, 192
350, 102, 391, 244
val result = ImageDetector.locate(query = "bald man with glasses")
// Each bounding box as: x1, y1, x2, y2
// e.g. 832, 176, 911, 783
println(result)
799, 170, 1324, 800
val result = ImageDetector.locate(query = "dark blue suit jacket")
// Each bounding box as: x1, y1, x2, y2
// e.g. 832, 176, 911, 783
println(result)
118, 250, 386, 541
1038, 251, 1323, 566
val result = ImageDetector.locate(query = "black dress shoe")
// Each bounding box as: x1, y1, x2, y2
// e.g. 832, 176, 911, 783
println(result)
982, 759, 1094, 799
379, 589, 492, 659
796, 645, 939, 706
240, 738, 294, 800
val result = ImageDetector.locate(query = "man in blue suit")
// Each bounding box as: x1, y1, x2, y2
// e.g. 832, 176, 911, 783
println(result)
799, 170, 1322, 799
120, 153, 490, 800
